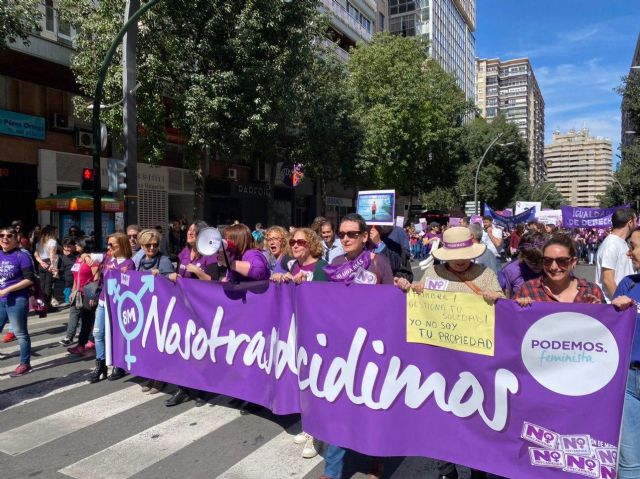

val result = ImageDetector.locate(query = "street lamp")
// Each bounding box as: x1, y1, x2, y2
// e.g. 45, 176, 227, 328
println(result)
473, 132, 514, 214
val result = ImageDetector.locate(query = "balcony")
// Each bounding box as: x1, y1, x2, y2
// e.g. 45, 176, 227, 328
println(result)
321, 39, 350, 63
321, 0, 372, 43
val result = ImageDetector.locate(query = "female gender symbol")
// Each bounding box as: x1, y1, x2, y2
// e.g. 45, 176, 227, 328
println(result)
108, 275, 155, 370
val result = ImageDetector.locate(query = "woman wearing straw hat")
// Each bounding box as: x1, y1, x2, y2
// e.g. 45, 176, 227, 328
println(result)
411, 226, 503, 479
413, 226, 504, 303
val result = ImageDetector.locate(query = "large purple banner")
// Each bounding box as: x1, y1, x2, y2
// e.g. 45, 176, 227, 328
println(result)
561, 205, 629, 229
106, 272, 635, 479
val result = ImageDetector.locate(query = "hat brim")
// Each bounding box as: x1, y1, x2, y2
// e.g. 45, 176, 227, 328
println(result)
432, 243, 486, 261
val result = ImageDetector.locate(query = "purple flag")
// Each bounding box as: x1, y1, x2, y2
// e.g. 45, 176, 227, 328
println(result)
107, 272, 634, 479
561, 205, 629, 229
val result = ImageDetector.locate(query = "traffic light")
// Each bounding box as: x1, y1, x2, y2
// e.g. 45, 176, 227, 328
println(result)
107, 158, 127, 193
81, 168, 94, 191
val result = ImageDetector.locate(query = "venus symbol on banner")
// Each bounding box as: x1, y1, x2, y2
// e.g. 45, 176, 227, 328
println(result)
107, 274, 155, 369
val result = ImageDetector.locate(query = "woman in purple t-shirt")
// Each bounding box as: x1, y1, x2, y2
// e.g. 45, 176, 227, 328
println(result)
0, 225, 35, 377
220, 224, 269, 283
169, 221, 220, 282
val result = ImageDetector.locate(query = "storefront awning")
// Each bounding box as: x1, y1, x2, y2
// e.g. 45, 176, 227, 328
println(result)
35, 190, 124, 212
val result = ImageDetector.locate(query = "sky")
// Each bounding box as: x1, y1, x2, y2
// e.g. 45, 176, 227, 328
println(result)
475, 1, 639, 166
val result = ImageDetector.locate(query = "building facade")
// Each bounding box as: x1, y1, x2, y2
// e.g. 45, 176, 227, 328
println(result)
388, 0, 476, 100
545, 128, 613, 207
0, 2, 204, 232
622, 33, 640, 148
476, 57, 546, 184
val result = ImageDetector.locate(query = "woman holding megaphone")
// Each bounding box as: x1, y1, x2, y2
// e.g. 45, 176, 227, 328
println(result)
219, 223, 270, 283
163, 220, 220, 407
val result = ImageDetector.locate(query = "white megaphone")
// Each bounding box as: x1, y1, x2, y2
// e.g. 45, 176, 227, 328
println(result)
196, 227, 222, 256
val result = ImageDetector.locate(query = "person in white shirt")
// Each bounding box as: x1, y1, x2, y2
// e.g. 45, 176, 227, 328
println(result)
481, 216, 503, 259
320, 220, 344, 264
596, 207, 637, 301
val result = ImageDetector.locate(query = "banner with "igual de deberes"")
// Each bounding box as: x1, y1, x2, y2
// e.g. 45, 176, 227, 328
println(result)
106, 271, 635, 479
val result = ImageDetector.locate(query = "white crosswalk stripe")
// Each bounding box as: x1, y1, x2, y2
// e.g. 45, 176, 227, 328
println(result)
0, 351, 85, 379
59, 398, 240, 479
0, 335, 65, 355
0, 385, 156, 455
217, 428, 324, 479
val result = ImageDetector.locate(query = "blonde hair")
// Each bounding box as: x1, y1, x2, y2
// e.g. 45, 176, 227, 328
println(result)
265, 226, 288, 249
137, 229, 161, 247
287, 228, 323, 259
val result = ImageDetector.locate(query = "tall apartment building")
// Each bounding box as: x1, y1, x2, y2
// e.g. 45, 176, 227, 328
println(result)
476, 57, 546, 184
320, 0, 386, 61
545, 128, 613, 207
387, 0, 476, 100
621, 33, 640, 148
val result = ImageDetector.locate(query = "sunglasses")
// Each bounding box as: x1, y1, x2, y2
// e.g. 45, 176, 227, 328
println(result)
142, 243, 159, 249
107, 243, 118, 248
127, 235, 138, 240
0, 233, 15, 239
289, 239, 308, 247
337, 231, 362, 239
542, 256, 573, 268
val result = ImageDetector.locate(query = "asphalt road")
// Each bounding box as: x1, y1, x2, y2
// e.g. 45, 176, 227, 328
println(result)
1, 308, 498, 479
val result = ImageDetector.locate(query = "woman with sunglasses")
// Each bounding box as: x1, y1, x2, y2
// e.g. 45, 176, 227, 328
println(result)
0, 226, 35, 376
220, 223, 269, 283
272, 228, 328, 284
136, 228, 175, 394
270, 228, 327, 459
64, 239, 99, 354
320, 213, 408, 479
264, 225, 289, 273
163, 221, 218, 406
515, 233, 605, 305
498, 231, 546, 298
88, 232, 134, 383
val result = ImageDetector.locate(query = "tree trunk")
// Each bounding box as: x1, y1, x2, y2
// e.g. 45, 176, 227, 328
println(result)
267, 156, 277, 226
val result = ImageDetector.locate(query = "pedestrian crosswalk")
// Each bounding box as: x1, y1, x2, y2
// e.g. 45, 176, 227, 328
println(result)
0, 309, 471, 479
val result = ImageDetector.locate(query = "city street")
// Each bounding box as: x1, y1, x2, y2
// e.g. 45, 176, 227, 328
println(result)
0, 307, 501, 479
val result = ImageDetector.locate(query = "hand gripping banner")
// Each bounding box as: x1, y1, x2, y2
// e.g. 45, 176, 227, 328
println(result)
106, 271, 635, 479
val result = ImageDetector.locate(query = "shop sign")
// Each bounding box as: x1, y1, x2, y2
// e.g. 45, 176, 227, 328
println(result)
233, 183, 271, 199
0, 109, 45, 141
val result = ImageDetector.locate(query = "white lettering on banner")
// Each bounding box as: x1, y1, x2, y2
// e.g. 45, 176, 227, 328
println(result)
138, 294, 519, 431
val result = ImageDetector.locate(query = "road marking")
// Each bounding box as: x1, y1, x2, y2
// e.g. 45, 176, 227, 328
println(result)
59, 400, 239, 479
0, 373, 90, 411
0, 351, 86, 380
216, 426, 323, 479
0, 336, 64, 355
0, 385, 156, 455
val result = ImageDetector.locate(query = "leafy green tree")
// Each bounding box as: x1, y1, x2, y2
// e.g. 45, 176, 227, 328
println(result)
618, 71, 640, 136
1, 0, 41, 48
600, 141, 640, 207
347, 33, 474, 204
58, 0, 338, 224
455, 115, 529, 209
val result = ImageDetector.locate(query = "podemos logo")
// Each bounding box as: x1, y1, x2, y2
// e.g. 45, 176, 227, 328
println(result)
521, 312, 619, 396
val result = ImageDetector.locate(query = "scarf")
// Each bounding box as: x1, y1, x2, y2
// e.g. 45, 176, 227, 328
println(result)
324, 250, 373, 284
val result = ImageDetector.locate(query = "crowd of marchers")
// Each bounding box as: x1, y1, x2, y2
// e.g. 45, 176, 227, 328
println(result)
1, 207, 639, 479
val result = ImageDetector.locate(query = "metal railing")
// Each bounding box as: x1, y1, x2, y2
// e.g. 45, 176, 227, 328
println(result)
320, 0, 372, 43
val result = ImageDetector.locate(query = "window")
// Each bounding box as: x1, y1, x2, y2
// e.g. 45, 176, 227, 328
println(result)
379, 12, 385, 31
45, 0, 54, 31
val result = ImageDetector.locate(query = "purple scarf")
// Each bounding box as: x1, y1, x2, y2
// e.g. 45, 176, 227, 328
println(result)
324, 250, 372, 284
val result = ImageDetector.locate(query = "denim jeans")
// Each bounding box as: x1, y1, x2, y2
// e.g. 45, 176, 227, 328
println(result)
0, 297, 30, 364
93, 304, 106, 360
323, 444, 346, 479
619, 368, 640, 478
